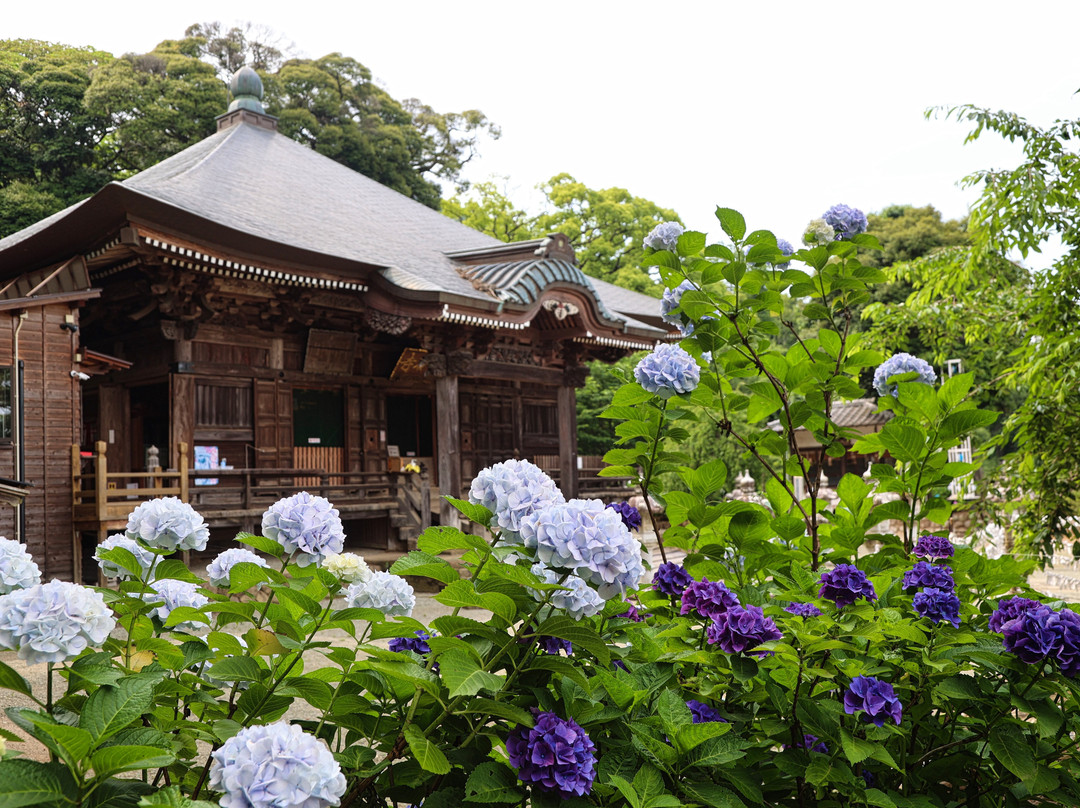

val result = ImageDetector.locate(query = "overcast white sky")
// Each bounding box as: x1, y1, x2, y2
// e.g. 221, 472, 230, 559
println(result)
7, 1, 1080, 263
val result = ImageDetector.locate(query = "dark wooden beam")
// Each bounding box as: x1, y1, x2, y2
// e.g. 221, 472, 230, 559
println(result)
435, 374, 461, 529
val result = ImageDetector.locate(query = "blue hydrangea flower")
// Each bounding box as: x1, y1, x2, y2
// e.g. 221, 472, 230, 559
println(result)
390, 630, 435, 659
94, 534, 156, 581
345, 571, 415, 617
873, 353, 937, 397
507, 711, 597, 798
207, 548, 269, 589
643, 221, 685, 252
1051, 609, 1080, 677
652, 563, 694, 597
520, 498, 645, 599
660, 279, 696, 326
819, 564, 877, 608
0, 580, 116, 665
785, 734, 829, 753
913, 535, 955, 561
989, 597, 1042, 633
681, 578, 740, 621
686, 700, 727, 724
844, 676, 903, 727
802, 218, 836, 246
262, 492, 345, 567
823, 204, 868, 239
144, 579, 209, 630
208, 721, 346, 808
1003, 605, 1059, 664
634, 344, 700, 398
784, 602, 823, 618
126, 496, 209, 553
913, 587, 961, 627
902, 561, 955, 593
775, 238, 795, 270
529, 564, 605, 620
706, 604, 783, 657
0, 537, 40, 594
606, 501, 642, 531
616, 604, 645, 622
469, 459, 564, 545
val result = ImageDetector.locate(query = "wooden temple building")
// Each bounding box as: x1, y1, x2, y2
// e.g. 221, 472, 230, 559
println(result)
0, 68, 673, 582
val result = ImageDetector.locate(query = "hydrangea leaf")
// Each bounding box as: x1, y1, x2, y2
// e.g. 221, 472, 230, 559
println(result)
715, 207, 746, 241
389, 551, 460, 585
236, 532, 286, 558
0, 660, 33, 698
403, 725, 451, 774
464, 761, 523, 804
988, 726, 1037, 780
90, 744, 176, 779
80, 678, 156, 742
0, 759, 76, 808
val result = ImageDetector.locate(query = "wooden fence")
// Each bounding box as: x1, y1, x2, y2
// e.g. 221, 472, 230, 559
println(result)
532, 455, 636, 500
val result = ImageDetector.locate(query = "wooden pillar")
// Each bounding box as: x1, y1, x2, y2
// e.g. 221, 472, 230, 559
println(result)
435, 374, 461, 529
557, 385, 578, 498
170, 374, 195, 471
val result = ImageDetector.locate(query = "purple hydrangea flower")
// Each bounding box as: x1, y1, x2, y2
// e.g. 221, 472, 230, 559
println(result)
785, 734, 829, 754
706, 605, 783, 656
775, 238, 795, 270
208, 721, 346, 808
818, 564, 877, 608
469, 459, 565, 545
634, 344, 701, 398
0, 537, 40, 594
681, 578, 740, 621
389, 630, 433, 656
660, 279, 696, 326
644, 221, 685, 252
913, 535, 955, 561
94, 534, 156, 582
823, 204, 868, 239
913, 587, 962, 627
784, 602, 823, 618
518, 622, 572, 655
1002, 605, 1059, 664
261, 492, 345, 567
207, 547, 269, 589
606, 501, 642, 531
616, 604, 645, 622
989, 597, 1042, 633
520, 498, 645, 599
686, 700, 727, 724
345, 571, 415, 617
844, 676, 903, 727
529, 564, 605, 620
507, 711, 597, 798
126, 496, 209, 553
902, 561, 955, 593
653, 563, 694, 597
144, 579, 209, 630
0, 580, 116, 665
862, 769, 876, 788
873, 353, 937, 397
1051, 609, 1080, 677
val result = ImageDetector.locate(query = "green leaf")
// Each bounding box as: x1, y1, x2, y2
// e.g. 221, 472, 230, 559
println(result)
152, 559, 202, 583
460, 698, 534, 727
633, 764, 667, 808
236, 532, 286, 557
228, 561, 271, 594
464, 761, 523, 803
446, 496, 493, 526
434, 580, 516, 624
819, 329, 842, 358
534, 616, 611, 664
417, 526, 491, 555
91, 744, 176, 779
403, 725, 451, 774
715, 207, 746, 241
677, 230, 707, 257
80, 677, 155, 742
681, 780, 746, 808
439, 649, 504, 697
878, 424, 925, 463
0, 660, 33, 698
389, 551, 460, 584
0, 760, 75, 808
840, 727, 876, 764
989, 726, 1037, 780
34, 723, 94, 763
138, 786, 219, 807
675, 720, 731, 754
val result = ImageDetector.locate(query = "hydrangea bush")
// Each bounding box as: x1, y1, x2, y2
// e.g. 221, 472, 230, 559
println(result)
1, 204, 1078, 808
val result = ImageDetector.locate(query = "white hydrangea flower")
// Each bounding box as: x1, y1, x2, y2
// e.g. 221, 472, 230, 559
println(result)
0, 536, 40, 594
144, 579, 209, 630
323, 552, 373, 584
0, 580, 115, 665
802, 217, 836, 247
207, 548, 269, 588
262, 492, 345, 567
208, 721, 346, 808
95, 534, 156, 581
126, 497, 209, 553
345, 571, 415, 617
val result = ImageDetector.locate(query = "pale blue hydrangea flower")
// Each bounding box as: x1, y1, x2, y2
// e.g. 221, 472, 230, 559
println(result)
634, 343, 700, 398
0, 580, 115, 665
207, 548, 269, 588
529, 564, 605, 620
873, 353, 937, 397
643, 221, 685, 252
802, 218, 836, 247
126, 496, 209, 553
520, 499, 645, 599
776, 238, 795, 270
660, 280, 696, 326
468, 459, 564, 545
94, 534, 156, 581
208, 721, 346, 808
345, 571, 415, 617
262, 492, 345, 567
823, 204, 868, 238
144, 579, 209, 630
0, 537, 40, 594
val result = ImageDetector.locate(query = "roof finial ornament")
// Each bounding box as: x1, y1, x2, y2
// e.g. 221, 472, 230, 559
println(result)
228, 66, 265, 113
